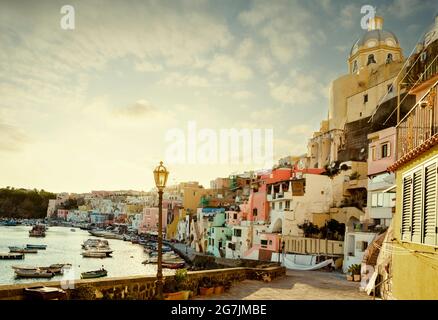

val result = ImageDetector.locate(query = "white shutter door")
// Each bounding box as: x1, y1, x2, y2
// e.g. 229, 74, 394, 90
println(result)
411, 169, 423, 243
401, 175, 412, 241
423, 162, 437, 245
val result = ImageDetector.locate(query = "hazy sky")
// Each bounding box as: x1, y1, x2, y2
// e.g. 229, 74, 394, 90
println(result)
0, 0, 436, 193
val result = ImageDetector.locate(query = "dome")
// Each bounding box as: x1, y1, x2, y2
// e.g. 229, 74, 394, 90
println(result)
350, 17, 399, 56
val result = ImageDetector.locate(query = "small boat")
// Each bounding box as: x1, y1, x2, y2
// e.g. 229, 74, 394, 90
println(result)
26, 244, 47, 250
162, 262, 185, 269
15, 269, 55, 278
9, 246, 38, 254
12, 264, 71, 274
82, 239, 109, 249
24, 286, 67, 300
0, 253, 24, 260
81, 268, 107, 279
81, 251, 107, 258
70, 228, 76, 232
29, 225, 46, 237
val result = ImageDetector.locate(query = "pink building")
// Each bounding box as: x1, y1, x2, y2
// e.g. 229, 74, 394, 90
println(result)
140, 207, 168, 234
57, 209, 69, 220
368, 127, 397, 176
259, 232, 281, 252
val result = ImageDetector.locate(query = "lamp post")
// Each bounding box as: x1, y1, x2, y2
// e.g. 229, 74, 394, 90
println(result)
153, 161, 169, 300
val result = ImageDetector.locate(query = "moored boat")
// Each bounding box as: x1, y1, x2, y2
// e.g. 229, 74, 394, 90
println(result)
26, 244, 47, 250
15, 269, 55, 278
81, 251, 107, 258
162, 262, 185, 269
9, 246, 38, 254
81, 268, 107, 279
29, 225, 46, 237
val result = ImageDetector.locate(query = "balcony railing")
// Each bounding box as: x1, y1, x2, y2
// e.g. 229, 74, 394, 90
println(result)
396, 84, 438, 159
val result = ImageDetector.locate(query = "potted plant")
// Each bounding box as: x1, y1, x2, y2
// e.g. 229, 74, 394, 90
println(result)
199, 277, 214, 296
346, 265, 354, 281
348, 264, 361, 282
213, 279, 225, 295
163, 269, 192, 300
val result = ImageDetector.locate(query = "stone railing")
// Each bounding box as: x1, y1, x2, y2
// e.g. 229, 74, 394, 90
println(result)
0, 266, 285, 300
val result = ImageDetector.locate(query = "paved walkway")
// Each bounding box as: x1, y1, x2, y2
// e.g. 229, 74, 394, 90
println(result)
195, 270, 371, 300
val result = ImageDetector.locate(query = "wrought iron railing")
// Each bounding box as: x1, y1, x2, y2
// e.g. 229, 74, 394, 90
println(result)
396, 84, 438, 159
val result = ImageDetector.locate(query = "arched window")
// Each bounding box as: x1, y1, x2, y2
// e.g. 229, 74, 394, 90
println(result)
352, 60, 358, 73
386, 53, 393, 64
367, 54, 376, 65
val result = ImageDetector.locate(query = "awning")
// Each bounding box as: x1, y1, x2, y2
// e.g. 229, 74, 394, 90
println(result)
382, 185, 396, 193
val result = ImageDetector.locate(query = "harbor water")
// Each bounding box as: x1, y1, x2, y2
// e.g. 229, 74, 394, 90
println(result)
0, 226, 173, 285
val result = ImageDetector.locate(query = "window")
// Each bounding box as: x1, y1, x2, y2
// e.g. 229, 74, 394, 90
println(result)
272, 203, 275, 210
279, 202, 283, 210
268, 240, 273, 245
252, 208, 258, 216
261, 240, 268, 246
285, 200, 290, 209
401, 158, 438, 245
386, 53, 393, 64
387, 84, 393, 93
367, 54, 376, 65
234, 229, 242, 237
364, 94, 369, 103
381, 142, 390, 158
233, 213, 237, 219
370, 146, 376, 160
352, 60, 358, 73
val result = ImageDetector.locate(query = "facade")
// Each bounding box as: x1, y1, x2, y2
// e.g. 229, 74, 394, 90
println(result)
385, 19, 438, 299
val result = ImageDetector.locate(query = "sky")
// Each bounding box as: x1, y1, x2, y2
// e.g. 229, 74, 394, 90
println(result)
0, 0, 437, 193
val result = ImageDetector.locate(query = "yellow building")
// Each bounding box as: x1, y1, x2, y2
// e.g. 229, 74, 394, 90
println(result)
387, 21, 438, 299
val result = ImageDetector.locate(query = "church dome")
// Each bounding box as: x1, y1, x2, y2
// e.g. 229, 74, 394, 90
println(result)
350, 16, 399, 57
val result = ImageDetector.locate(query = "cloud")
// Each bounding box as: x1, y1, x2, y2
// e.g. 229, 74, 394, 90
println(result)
381, 0, 436, 19
114, 100, 157, 117
158, 72, 210, 87
0, 122, 30, 152
208, 55, 253, 81
232, 90, 254, 100
269, 71, 325, 106
339, 3, 360, 29
134, 61, 163, 72
287, 124, 315, 136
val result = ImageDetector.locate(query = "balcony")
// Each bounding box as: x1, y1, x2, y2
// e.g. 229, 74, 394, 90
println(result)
396, 83, 438, 160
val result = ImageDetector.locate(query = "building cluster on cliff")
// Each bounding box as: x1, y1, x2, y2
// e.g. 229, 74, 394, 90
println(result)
47, 15, 438, 299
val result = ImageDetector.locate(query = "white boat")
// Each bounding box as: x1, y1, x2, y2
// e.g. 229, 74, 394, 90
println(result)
15, 269, 55, 278
81, 251, 107, 258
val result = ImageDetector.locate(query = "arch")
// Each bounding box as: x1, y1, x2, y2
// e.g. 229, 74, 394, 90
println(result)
367, 54, 376, 65
347, 216, 360, 231
272, 218, 282, 233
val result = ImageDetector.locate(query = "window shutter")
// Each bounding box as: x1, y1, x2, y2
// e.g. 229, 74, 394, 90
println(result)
401, 175, 412, 241
411, 170, 423, 243
423, 162, 437, 245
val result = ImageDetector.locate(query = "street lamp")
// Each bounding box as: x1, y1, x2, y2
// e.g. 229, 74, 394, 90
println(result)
153, 161, 169, 300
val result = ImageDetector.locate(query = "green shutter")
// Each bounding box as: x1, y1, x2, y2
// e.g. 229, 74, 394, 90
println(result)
402, 175, 412, 241
423, 162, 437, 245
411, 170, 423, 243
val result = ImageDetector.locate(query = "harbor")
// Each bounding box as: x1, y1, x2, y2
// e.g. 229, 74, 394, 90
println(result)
0, 225, 175, 285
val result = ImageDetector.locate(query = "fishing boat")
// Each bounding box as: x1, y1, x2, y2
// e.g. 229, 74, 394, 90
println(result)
26, 244, 47, 250
81, 268, 107, 279
12, 264, 71, 274
81, 251, 107, 258
9, 246, 38, 254
15, 269, 55, 278
29, 225, 46, 237
162, 262, 185, 269
81, 239, 109, 249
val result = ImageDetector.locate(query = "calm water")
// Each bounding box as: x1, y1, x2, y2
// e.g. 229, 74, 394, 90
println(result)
0, 226, 173, 285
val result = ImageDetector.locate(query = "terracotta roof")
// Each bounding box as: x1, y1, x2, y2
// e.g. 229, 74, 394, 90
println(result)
388, 135, 438, 172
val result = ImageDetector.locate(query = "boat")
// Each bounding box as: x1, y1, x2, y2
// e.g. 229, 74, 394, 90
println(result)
4, 220, 18, 226
162, 262, 185, 269
82, 239, 109, 249
81, 268, 107, 279
24, 286, 67, 300
82, 248, 113, 256
0, 253, 24, 260
81, 251, 107, 258
29, 225, 46, 237
70, 228, 76, 232
9, 246, 38, 254
26, 244, 47, 250
15, 269, 55, 278
12, 264, 71, 274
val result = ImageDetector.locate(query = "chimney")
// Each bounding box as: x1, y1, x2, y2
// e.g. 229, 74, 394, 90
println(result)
368, 16, 384, 31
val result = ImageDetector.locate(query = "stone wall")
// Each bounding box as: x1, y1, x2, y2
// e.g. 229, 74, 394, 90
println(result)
0, 266, 285, 300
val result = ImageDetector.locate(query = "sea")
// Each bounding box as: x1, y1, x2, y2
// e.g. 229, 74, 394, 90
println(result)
0, 225, 174, 285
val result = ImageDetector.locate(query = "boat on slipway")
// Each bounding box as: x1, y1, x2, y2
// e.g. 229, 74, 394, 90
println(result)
14, 269, 55, 279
